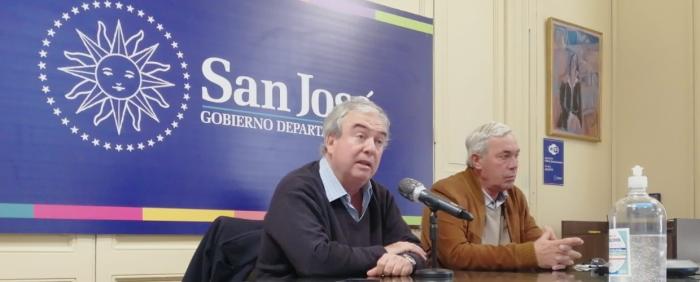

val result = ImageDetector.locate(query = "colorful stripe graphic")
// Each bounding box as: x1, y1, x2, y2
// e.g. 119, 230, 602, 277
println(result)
402, 215, 421, 226
0, 203, 34, 218
35, 204, 141, 220
0, 203, 421, 224
142, 207, 234, 222
0, 203, 247, 222
301, 0, 433, 34
374, 11, 433, 34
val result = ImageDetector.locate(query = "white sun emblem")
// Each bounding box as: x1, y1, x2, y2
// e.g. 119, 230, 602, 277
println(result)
39, 2, 189, 152
58, 20, 174, 135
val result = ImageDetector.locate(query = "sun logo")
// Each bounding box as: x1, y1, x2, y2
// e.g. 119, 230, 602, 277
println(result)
59, 20, 173, 135
39, 2, 191, 152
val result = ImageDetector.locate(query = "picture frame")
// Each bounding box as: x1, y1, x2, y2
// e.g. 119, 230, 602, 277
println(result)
546, 17, 602, 142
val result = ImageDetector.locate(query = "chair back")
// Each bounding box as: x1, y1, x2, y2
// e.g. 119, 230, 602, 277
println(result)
183, 216, 263, 282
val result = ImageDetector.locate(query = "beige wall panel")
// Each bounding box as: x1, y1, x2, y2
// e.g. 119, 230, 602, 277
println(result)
696, 0, 700, 219
535, 0, 613, 234
95, 235, 200, 282
434, 0, 498, 180
613, 0, 694, 219
502, 0, 532, 205
0, 234, 94, 281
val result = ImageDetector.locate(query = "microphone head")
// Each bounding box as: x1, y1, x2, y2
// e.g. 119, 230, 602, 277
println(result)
398, 178, 425, 202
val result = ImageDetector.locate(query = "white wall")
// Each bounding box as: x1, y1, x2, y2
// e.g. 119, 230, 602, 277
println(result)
612, 0, 698, 220
0, 234, 94, 281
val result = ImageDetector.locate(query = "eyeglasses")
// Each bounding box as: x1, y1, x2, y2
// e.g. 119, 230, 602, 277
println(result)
573, 257, 607, 272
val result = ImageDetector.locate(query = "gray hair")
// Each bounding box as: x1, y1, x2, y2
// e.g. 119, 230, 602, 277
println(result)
320, 96, 390, 155
465, 121, 512, 167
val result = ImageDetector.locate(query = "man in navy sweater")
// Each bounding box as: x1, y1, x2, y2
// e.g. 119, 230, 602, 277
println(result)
255, 97, 426, 279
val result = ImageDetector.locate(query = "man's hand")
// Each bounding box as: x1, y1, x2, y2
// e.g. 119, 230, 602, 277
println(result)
384, 241, 427, 260
379, 276, 414, 282
536, 271, 577, 282
367, 253, 414, 277
534, 226, 584, 270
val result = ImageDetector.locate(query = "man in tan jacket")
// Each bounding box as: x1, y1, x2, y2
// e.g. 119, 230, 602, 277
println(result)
421, 121, 583, 271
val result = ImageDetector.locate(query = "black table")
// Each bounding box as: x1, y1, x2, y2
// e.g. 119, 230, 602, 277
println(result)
296, 270, 700, 282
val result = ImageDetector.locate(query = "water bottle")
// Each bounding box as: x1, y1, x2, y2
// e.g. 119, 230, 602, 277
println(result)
609, 165, 667, 281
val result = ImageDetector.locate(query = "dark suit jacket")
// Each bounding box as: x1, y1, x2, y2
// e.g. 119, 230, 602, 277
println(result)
183, 216, 263, 282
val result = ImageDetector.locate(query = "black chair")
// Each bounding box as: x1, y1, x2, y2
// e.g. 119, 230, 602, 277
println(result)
183, 216, 263, 282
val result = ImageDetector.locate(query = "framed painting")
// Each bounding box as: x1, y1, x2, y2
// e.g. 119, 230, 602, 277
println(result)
546, 17, 602, 142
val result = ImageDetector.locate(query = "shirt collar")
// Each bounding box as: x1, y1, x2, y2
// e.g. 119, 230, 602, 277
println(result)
319, 158, 373, 202
320, 158, 346, 202
319, 158, 373, 222
483, 189, 508, 210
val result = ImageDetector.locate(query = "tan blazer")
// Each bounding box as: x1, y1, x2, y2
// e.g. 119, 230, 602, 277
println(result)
420, 168, 543, 270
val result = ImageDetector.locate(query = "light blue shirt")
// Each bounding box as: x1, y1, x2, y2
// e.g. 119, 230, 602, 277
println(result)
319, 158, 373, 222
483, 190, 508, 210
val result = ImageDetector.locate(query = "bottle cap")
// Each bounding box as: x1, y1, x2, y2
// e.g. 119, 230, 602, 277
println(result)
628, 165, 648, 190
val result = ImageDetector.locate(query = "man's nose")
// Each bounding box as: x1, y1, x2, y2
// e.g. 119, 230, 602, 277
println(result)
362, 138, 380, 154
507, 157, 518, 169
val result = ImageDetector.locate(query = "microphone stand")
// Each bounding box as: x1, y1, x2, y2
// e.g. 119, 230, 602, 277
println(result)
414, 208, 453, 279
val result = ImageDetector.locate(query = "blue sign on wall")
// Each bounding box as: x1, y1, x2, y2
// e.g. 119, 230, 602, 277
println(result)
0, 0, 433, 234
543, 138, 564, 186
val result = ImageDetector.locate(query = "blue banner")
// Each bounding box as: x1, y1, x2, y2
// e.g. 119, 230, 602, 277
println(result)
0, 0, 433, 234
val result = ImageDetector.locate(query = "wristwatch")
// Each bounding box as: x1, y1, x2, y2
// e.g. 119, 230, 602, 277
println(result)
401, 253, 417, 266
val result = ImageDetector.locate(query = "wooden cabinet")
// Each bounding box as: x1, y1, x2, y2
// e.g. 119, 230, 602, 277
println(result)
561, 221, 608, 264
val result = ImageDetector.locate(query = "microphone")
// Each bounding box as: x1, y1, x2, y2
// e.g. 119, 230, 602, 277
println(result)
398, 178, 473, 221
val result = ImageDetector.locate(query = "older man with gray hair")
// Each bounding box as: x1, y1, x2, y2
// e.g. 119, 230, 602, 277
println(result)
420, 121, 583, 271
256, 97, 426, 279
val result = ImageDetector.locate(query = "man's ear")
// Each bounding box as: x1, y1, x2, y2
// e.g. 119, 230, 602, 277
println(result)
470, 154, 482, 169
325, 135, 336, 154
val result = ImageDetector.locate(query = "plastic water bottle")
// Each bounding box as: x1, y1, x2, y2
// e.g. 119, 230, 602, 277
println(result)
609, 165, 667, 281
